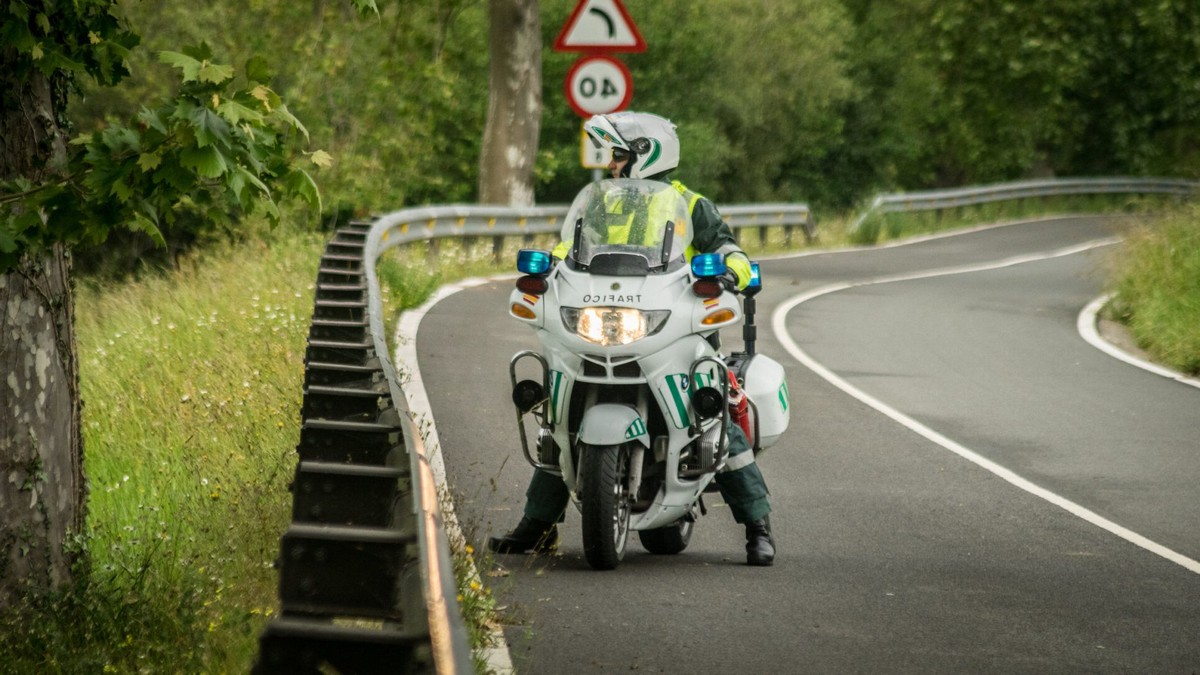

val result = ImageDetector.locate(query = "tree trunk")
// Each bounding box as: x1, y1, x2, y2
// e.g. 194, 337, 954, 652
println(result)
478, 0, 542, 206
0, 249, 85, 608
0, 61, 85, 609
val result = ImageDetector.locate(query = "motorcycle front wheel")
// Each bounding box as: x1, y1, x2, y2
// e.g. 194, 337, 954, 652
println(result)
579, 443, 632, 570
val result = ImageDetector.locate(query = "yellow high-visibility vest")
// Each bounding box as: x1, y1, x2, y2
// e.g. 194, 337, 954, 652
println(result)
554, 181, 699, 260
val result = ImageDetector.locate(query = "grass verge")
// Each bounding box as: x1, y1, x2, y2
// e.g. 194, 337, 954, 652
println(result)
0, 229, 325, 672
1105, 203, 1200, 375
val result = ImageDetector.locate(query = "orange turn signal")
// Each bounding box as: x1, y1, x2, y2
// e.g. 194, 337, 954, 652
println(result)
511, 303, 537, 320
701, 308, 736, 325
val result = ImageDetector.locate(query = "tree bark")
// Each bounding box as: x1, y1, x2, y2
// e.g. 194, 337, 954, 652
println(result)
0, 249, 85, 607
1, 60, 85, 609
478, 0, 542, 206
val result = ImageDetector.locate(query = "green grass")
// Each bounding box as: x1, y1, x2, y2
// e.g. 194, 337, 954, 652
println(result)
0, 230, 326, 672
0, 228, 527, 672
1106, 204, 1200, 375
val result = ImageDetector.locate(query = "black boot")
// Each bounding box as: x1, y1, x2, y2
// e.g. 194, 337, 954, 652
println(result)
745, 517, 775, 566
488, 517, 558, 554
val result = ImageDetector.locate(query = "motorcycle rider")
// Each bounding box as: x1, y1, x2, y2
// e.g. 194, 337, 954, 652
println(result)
489, 111, 776, 566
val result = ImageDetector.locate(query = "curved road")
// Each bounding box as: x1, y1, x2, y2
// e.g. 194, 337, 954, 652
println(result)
407, 215, 1200, 674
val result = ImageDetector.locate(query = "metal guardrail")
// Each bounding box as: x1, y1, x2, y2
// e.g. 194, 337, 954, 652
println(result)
850, 177, 1200, 232
366, 201, 817, 255
255, 222, 472, 674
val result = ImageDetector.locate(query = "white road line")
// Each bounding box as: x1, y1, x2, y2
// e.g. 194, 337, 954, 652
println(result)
394, 275, 517, 675
771, 239, 1200, 576
1077, 294, 1200, 390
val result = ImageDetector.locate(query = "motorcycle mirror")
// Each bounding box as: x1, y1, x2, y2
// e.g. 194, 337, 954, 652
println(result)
690, 253, 726, 278
517, 249, 552, 275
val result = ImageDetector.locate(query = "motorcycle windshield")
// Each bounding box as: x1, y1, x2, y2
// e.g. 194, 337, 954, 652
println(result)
560, 179, 694, 275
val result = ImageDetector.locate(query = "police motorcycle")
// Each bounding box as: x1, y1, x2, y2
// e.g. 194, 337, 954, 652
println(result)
507, 178, 790, 570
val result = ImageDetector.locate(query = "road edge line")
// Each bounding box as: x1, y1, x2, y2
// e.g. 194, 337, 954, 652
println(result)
1077, 294, 1200, 390
771, 244, 1200, 576
395, 275, 518, 675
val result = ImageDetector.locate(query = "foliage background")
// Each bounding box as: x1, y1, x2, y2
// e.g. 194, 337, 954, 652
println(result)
74, 0, 1199, 228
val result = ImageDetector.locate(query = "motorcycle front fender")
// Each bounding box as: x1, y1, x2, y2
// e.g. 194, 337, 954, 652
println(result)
577, 404, 651, 448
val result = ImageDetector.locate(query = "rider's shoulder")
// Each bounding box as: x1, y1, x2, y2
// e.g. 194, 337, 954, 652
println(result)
670, 179, 708, 208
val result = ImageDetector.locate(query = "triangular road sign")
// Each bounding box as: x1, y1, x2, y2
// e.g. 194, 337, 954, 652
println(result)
554, 0, 646, 53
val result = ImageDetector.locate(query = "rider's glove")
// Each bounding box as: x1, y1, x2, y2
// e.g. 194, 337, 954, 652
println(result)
720, 269, 740, 292
725, 252, 753, 291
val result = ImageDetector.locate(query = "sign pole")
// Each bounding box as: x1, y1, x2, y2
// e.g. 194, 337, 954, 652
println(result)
555, 0, 647, 172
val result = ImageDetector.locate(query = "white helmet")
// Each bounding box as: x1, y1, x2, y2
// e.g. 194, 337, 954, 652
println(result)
585, 112, 680, 180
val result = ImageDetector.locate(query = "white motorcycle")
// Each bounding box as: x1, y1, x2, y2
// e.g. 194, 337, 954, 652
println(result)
507, 179, 790, 570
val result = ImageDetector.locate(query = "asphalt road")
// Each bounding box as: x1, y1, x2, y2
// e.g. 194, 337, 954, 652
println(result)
410, 215, 1200, 674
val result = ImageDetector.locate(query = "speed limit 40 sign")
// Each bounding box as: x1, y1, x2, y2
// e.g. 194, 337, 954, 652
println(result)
564, 55, 632, 118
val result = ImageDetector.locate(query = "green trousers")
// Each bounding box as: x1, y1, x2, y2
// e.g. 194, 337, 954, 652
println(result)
523, 424, 771, 524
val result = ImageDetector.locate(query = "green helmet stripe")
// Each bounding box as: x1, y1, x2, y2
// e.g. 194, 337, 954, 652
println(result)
642, 140, 662, 169
590, 126, 623, 147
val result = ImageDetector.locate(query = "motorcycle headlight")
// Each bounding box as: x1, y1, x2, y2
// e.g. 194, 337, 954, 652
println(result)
561, 307, 670, 346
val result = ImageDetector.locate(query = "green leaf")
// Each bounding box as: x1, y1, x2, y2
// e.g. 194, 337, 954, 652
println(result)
0, 221, 18, 254
198, 61, 234, 85
138, 152, 162, 172
137, 107, 169, 135
151, 153, 195, 192
268, 103, 308, 141
237, 165, 271, 198
283, 169, 322, 214
216, 99, 264, 126
352, 0, 380, 16
129, 212, 166, 247
309, 150, 333, 168
245, 55, 271, 84
159, 51, 202, 82
263, 198, 281, 224
110, 178, 133, 204
188, 107, 232, 149
180, 146, 227, 179
181, 42, 214, 62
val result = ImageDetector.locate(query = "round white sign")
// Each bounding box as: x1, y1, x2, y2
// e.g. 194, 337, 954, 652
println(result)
565, 55, 633, 118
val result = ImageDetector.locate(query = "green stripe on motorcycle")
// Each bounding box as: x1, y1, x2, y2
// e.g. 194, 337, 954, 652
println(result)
550, 371, 564, 423
625, 418, 647, 439
779, 380, 789, 412
664, 374, 690, 428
